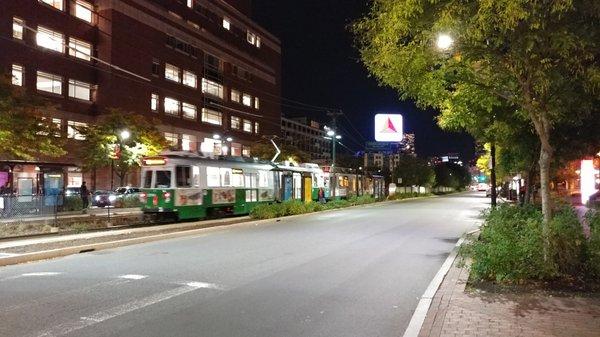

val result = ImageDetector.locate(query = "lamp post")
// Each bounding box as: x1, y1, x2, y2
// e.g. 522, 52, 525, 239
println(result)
325, 130, 342, 199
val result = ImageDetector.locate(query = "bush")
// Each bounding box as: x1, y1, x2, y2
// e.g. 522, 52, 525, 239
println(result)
470, 204, 554, 283
250, 204, 278, 219
586, 211, 600, 279
61, 196, 83, 212
116, 195, 142, 208
282, 200, 309, 215
469, 204, 591, 283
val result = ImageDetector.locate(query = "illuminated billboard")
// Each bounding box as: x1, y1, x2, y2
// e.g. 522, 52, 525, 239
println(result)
374, 114, 403, 142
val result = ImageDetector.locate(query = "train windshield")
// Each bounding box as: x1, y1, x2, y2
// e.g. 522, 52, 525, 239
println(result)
155, 170, 172, 188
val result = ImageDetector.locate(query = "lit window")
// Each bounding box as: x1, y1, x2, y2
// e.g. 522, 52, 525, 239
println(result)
52, 118, 62, 137
222, 18, 231, 30
164, 97, 181, 115
36, 26, 65, 53
67, 121, 87, 140
182, 102, 197, 119
242, 146, 251, 157
13, 17, 24, 40
74, 0, 93, 23
254, 97, 260, 110
165, 63, 180, 82
36, 71, 62, 95
206, 166, 220, 187
164, 132, 179, 147
230, 89, 240, 103
254, 122, 260, 134
39, 0, 63, 11
256, 36, 261, 48
201, 78, 223, 99
151, 93, 159, 111
12, 65, 23, 86
68, 37, 91, 61
247, 31, 256, 45
230, 116, 241, 130
182, 70, 197, 88
182, 134, 197, 152
243, 119, 253, 133
68, 79, 91, 101
201, 108, 222, 125
242, 94, 252, 107
186, 0, 193, 8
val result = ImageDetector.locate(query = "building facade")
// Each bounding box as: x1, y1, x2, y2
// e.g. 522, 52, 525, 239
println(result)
0, 0, 281, 192
363, 133, 416, 171
281, 117, 331, 162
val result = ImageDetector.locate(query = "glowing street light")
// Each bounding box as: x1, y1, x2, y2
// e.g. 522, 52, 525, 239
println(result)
436, 33, 454, 50
120, 129, 130, 140
212, 134, 221, 140
326, 130, 335, 137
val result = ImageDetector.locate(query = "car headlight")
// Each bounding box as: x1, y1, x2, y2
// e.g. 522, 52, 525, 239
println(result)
109, 195, 117, 202
95, 196, 101, 201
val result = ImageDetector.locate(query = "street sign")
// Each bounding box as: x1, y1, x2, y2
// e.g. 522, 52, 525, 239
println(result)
374, 114, 403, 142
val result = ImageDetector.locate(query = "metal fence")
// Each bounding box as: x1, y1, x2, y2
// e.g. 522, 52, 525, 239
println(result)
0, 195, 63, 221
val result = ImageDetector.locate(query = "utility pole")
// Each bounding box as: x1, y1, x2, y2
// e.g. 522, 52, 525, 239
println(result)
326, 110, 343, 199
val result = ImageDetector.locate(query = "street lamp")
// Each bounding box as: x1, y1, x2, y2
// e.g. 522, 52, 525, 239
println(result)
120, 130, 131, 141
436, 33, 454, 50
110, 129, 130, 191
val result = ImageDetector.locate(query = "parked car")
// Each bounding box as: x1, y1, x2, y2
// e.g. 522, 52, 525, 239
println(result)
111, 187, 142, 207
64, 187, 81, 197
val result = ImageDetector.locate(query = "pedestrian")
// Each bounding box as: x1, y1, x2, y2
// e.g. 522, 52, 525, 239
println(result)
318, 187, 326, 204
80, 181, 89, 211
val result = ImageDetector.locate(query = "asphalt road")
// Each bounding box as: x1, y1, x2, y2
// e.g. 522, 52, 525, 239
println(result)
0, 192, 488, 337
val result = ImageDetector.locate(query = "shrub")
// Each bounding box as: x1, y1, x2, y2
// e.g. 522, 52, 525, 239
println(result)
250, 204, 278, 219
61, 196, 83, 212
282, 200, 308, 215
117, 195, 142, 208
586, 211, 600, 279
548, 207, 586, 276
470, 204, 555, 282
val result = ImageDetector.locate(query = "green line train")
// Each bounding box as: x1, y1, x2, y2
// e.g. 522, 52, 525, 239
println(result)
139, 151, 385, 221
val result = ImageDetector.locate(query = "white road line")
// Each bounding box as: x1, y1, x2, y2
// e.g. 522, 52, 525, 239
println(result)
184, 281, 224, 290
118, 274, 148, 280
31, 281, 223, 337
402, 237, 465, 337
21, 272, 63, 277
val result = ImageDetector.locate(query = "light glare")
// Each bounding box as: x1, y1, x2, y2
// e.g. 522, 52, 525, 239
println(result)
436, 34, 454, 50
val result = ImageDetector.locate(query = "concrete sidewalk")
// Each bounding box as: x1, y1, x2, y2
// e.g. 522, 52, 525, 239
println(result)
418, 257, 600, 337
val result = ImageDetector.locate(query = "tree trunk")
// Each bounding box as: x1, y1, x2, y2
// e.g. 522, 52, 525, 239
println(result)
539, 143, 553, 226
524, 163, 535, 204
490, 143, 497, 208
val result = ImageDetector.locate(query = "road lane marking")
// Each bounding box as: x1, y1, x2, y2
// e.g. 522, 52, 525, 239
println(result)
1, 271, 64, 282
31, 281, 224, 337
118, 274, 148, 280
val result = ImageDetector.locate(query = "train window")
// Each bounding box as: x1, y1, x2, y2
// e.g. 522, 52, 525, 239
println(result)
206, 167, 220, 187
244, 174, 257, 188
143, 171, 152, 188
176, 166, 192, 187
258, 170, 270, 188
231, 171, 244, 187
220, 168, 231, 186
155, 171, 172, 188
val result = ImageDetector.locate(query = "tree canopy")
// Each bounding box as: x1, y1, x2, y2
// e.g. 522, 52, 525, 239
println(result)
0, 76, 65, 160
392, 156, 435, 187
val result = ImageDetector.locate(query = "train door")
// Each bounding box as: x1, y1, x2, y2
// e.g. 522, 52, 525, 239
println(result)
282, 174, 293, 201
302, 175, 312, 203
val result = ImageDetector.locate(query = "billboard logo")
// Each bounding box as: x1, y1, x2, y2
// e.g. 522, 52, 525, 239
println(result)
375, 114, 403, 142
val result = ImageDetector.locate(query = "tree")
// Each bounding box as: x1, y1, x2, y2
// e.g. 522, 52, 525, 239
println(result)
392, 156, 435, 188
354, 0, 600, 228
0, 76, 65, 160
79, 109, 168, 187
435, 162, 471, 190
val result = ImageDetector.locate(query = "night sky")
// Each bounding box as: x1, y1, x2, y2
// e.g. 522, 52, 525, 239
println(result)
251, 1, 475, 161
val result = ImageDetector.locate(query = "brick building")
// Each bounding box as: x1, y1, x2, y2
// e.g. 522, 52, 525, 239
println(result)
0, 0, 281, 192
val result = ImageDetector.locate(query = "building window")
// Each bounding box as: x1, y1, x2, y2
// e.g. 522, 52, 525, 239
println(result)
152, 59, 160, 76
36, 26, 65, 53
68, 79, 91, 101
256, 36, 261, 48
201, 108, 222, 125
201, 78, 223, 99
182, 102, 197, 119
242, 94, 252, 107
151, 93, 159, 111
164, 97, 181, 115
39, 0, 63, 11
13, 17, 24, 40
74, 0, 93, 23
230, 89, 240, 103
254, 122, 260, 134
247, 31, 256, 45
243, 119, 253, 133
182, 134, 196, 152
242, 146, 251, 157
36, 71, 62, 95
67, 121, 87, 140
222, 18, 231, 30
164, 132, 179, 147
254, 97, 260, 110
12, 65, 23, 86
165, 63, 180, 83
230, 116, 241, 130
68, 38, 91, 61
186, 0, 193, 8
182, 70, 197, 88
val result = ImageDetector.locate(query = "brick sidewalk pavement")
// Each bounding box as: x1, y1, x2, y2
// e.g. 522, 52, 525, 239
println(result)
419, 258, 600, 337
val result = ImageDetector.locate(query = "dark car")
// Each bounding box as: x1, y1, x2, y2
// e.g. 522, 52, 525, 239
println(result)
92, 190, 111, 207
588, 191, 600, 207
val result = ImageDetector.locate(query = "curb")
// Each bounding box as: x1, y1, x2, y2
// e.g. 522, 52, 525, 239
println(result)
0, 193, 446, 267
402, 229, 477, 337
